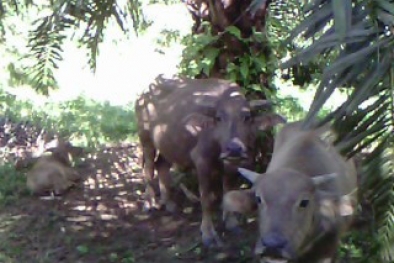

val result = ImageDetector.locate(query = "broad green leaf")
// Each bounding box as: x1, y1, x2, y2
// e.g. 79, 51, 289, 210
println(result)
204, 47, 220, 62
76, 245, 89, 254
240, 59, 250, 80
226, 26, 242, 39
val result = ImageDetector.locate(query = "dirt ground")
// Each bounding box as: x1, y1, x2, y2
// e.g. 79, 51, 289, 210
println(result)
0, 143, 258, 263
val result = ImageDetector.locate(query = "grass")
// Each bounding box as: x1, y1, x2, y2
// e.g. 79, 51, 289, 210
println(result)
1, 90, 138, 148
0, 163, 29, 205
0, 87, 139, 207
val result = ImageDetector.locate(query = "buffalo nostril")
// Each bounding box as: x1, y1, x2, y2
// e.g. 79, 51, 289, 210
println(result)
226, 142, 243, 155
261, 233, 287, 250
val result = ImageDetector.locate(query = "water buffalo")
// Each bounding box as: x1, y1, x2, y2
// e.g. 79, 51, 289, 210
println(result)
223, 121, 358, 262
26, 140, 84, 195
135, 75, 285, 246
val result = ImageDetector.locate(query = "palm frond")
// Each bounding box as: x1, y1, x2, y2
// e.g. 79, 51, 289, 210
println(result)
281, 0, 394, 261
0, 2, 5, 20
27, 14, 71, 95
23, 0, 149, 93
0, 0, 35, 41
362, 135, 394, 262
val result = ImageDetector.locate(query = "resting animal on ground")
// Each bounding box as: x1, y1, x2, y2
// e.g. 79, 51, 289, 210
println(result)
223, 121, 358, 263
26, 140, 84, 195
135, 75, 286, 246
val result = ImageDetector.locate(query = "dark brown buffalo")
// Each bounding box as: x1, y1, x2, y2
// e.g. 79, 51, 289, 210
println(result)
224, 121, 358, 262
135, 75, 285, 246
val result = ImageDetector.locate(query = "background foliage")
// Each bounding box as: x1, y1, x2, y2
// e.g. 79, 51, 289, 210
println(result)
278, 0, 394, 261
0, 0, 392, 262
0, 88, 137, 147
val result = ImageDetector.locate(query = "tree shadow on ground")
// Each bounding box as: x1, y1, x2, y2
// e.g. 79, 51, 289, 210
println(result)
0, 143, 257, 263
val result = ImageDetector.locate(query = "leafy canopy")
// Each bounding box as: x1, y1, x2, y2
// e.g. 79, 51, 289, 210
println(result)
0, 0, 150, 94
274, 0, 394, 261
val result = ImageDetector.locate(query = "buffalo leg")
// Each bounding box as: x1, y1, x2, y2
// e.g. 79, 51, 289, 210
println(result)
222, 169, 242, 231
192, 153, 222, 247
155, 154, 176, 212
141, 144, 158, 211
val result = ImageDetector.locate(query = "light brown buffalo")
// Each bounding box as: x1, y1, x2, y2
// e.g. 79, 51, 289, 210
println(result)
26, 140, 84, 195
223, 121, 358, 263
135, 75, 285, 246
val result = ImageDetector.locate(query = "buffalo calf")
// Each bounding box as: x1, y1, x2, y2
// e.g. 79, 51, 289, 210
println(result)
224, 121, 358, 262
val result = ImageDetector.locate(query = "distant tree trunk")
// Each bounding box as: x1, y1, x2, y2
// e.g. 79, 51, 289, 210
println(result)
183, 0, 275, 170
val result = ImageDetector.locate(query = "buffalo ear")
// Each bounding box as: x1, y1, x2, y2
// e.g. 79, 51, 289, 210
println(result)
238, 168, 261, 183
254, 113, 287, 131
318, 191, 357, 233
313, 173, 341, 198
223, 189, 257, 215
314, 173, 358, 217
183, 113, 215, 134
338, 193, 357, 216
249, 100, 272, 111
312, 173, 338, 187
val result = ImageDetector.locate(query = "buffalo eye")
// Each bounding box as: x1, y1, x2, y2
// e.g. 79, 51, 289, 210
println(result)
255, 195, 262, 204
299, 199, 309, 208
242, 112, 252, 122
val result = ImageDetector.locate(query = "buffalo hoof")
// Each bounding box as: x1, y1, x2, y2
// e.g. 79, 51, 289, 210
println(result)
223, 211, 241, 232
227, 225, 243, 235
164, 200, 177, 213
202, 232, 223, 248
202, 236, 224, 248
143, 199, 161, 212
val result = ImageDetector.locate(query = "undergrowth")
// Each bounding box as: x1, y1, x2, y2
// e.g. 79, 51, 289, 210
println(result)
0, 88, 138, 205
0, 90, 138, 148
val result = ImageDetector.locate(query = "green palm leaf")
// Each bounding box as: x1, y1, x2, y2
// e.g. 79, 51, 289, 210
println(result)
22, 0, 148, 94
281, 0, 394, 261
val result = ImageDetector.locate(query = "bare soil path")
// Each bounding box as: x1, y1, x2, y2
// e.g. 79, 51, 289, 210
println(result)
0, 143, 257, 263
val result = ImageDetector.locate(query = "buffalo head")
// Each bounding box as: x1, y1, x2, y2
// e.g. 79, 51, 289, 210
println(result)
183, 89, 286, 164
223, 168, 356, 263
